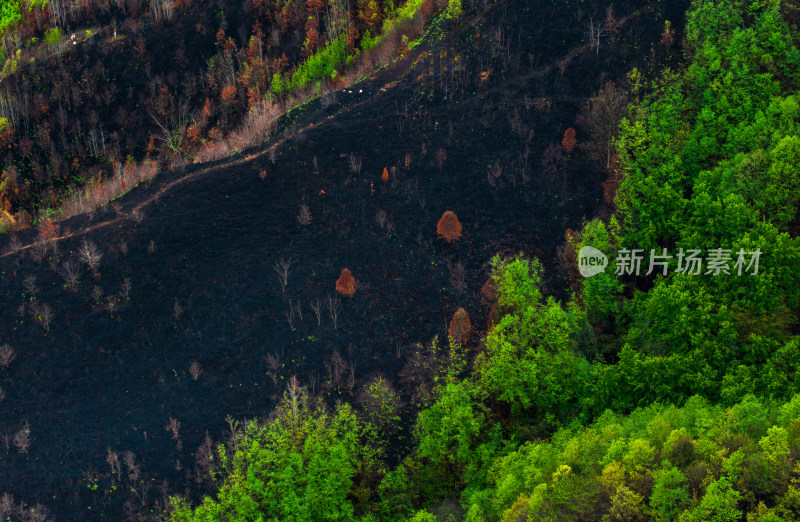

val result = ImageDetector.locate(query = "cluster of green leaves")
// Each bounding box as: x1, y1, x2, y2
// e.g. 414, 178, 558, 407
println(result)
170, 392, 385, 521
0, 0, 47, 35
578, 0, 800, 413
464, 393, 800, 521
286, 34, 349, 92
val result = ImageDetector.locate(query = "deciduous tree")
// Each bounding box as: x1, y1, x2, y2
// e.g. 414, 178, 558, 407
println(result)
336, 268, 357, 297
449, 307, 471, 344
437, 211, 462, 242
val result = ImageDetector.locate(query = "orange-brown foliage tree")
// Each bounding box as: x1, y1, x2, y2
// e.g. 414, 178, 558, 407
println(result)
186, 125, 202, 146
449, 307, 471, 343
38, 219, 58, 241
221, 85, 238, 106
381, 167, 389, 182
336, 268, 357, 297
562, 127, 577, 154
437, 211, 462, 242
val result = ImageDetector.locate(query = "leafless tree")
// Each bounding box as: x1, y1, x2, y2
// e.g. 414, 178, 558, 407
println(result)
264, 352, 281, 387
325, 294, 341, 330
0, 387, 5, 401
0, 493, 14, 518
150, 102, 189, 156
285, 302, 295, 328
22, 275, 37, 297
165, 417, 181, 440
106, 447, 121, 479
79, 239, 102, 274
60, 259, 81, 291
541, 142, 567, 181
435, 148, 447, 171
487, 163, 502, 187
147, 240, 157, 253
13, 421, 30, 453
273, 257, 291, 294
189, 361, 202, 381
39, 304, 53, 332
119, 241, 129, 255
297, 205, 312, 226
5, 235, 21, 256
577, 81, 629, 170
449, 262, 468, 295
91, 286, 104, 305
124, 451, 140, 482
173, 299, 184, 321
194, 433, 214, 485
130, 209, 144, 224
587, 18, 605, 55
349, 154, 362, 174
347, 363, 356, 394
119, 277, 132, 300
29, 242, 47, 264
0, 344, 16, 368
310, 299, 322, 326
376, 210, 387, 229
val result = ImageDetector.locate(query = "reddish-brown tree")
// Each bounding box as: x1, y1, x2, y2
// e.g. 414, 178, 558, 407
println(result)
336, 268, 357, 297
208, 127, 224, 141
437, 211, 462, 242
0, 122, 14, 150
186, 125, 202, 146
562, 127, 577, 154
38, 219, 58, 242
202, 98, 213, 119
221, 85, 238, 106
449, 308, 471, 343
660, 20, 675, 49
381, 167, 389, 183
303, 17, 320, 57
358, 0, 381, 30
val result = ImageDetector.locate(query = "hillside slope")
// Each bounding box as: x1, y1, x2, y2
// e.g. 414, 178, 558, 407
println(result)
0, 0, 688, 518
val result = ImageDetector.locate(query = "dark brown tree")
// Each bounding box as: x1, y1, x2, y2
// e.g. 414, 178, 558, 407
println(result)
562, 127, 577, 154
541, 142, 566, 181
576, 81, 629, 170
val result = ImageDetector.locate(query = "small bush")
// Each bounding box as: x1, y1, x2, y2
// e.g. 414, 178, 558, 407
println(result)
449, 307, 471, 343
44, 27, 62, 47
437, 211, 462, 242
336, 268, 357, 297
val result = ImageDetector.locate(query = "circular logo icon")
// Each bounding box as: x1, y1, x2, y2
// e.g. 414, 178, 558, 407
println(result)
578, 246, 609, 278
